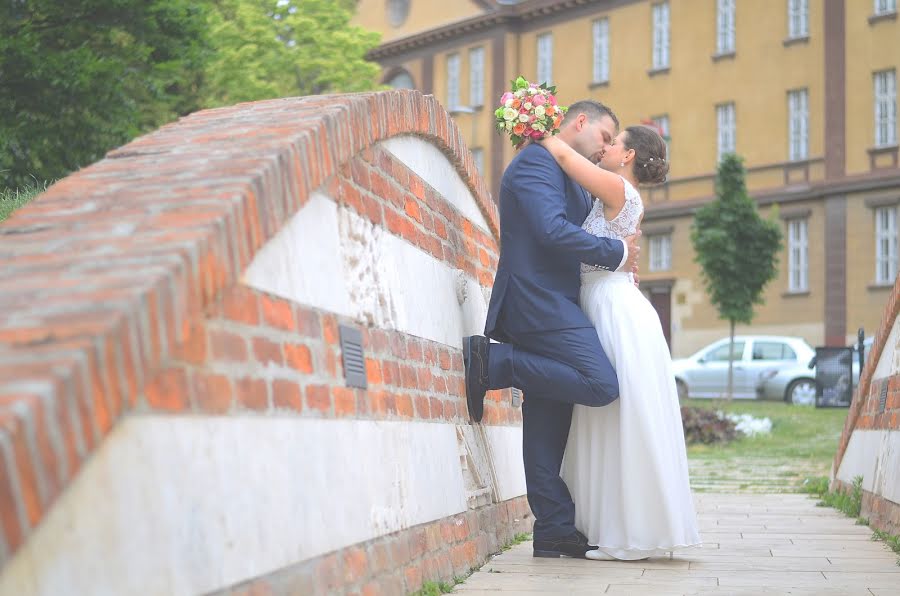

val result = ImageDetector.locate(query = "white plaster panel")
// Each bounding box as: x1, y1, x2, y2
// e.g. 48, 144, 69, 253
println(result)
241, 192, 353, 317
483, 425, 527, 502
380, 136, 490, 233
836, 429, 900, 504
872, 319, 900, 381
0, 417, 468, 596
241, 194, 488, 350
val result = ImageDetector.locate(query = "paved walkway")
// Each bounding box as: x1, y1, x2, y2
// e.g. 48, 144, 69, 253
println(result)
454, 494, 900, 595
688, 457, 831, 493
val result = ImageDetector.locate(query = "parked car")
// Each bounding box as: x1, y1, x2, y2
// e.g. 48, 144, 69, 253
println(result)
672, 335, 816, 403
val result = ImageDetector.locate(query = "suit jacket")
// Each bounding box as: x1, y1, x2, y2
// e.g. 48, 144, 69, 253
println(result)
485, 144, 625, 342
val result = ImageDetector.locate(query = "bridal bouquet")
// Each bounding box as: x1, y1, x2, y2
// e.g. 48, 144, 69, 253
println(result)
494, 76, 567, 148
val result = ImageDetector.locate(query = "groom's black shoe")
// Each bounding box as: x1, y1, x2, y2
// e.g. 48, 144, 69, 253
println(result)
463, 335, 490, 423
533, 532, 600, 559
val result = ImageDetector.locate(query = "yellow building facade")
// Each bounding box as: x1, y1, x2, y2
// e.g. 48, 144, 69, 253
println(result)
356, 0, 900, 358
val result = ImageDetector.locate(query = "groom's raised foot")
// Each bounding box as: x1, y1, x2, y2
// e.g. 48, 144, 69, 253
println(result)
532, 531, 599, 559
463, 335, 490, 423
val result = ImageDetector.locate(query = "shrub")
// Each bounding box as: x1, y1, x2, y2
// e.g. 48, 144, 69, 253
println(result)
681, 406, 739, 445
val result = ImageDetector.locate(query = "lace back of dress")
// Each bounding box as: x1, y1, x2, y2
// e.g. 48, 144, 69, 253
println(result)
581, 177, 644, 276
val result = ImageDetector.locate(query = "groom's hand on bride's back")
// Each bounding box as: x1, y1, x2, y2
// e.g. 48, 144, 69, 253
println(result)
623, 230, 641, 272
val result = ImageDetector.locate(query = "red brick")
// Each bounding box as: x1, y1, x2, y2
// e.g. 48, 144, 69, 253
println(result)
222, 286, 259, 325
370, 542, 392, 573
252, 337, 283, 366
404, 565, 423, 593
172, 322, 207, 365
343, 546, 369, 584
333, 387, 357, 417
272, 379, 302, 412
396, 394, 414, 418
381, 361, 400, 386
433, 376, 447, 394
369, 391, 395, 416
322, 315, 339, 345
146, 367, 190, 412
0, 412, 41, 527
407, 340, 423, 362
236, 377, 268, 411
191, 372, 232, 414
284, 343, 313, 373
306, 385, 331, 412
0, 442, 24, 556
414, 395, 430, 418
261, 294, 295, 331
399, 365, 417, 389
295, 307, 322, 338
418, 367, 433, 391
409, 528, 427, 559
404, 199, 422, 222
438, 349, 451, 370
391, 535, 411, 565
209, 329, 248, 362
365, 359, 383, 385
430, 397, 444, 420
453, 517, 470, 542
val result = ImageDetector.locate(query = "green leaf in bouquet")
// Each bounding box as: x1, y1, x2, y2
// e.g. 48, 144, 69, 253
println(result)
514, 76, 528, 90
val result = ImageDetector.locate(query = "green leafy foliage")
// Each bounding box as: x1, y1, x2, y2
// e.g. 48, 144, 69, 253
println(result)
0, 180, 49, 223
0, 0, 209, 188
200, 0, 382, 107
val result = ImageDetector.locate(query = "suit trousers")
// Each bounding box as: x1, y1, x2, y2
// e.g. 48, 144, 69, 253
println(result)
486, 324, 619, 540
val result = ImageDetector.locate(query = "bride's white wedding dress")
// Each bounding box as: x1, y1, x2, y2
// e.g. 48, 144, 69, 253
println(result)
561, 176, 701, 560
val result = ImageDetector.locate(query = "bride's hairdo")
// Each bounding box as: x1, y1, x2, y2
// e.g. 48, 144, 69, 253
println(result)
624, 125, 669, 185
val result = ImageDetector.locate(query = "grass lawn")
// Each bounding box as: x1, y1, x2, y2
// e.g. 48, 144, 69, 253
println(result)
0, 181, 48, 223
684, 399, 850, 492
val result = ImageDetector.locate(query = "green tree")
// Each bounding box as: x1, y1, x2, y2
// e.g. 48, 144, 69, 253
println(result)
201, 0, 382, 107
0, 0, 210, 188
690, 154, 783, 399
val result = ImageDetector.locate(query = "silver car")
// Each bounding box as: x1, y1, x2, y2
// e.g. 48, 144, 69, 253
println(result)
672, 335, 817, 403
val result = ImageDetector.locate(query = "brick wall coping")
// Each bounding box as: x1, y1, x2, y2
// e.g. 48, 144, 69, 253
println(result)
0, 90, 498, 564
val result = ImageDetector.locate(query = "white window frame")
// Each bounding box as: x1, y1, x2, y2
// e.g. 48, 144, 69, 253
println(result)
716, 0, 735, 54
537, 32, 553, 85
592, 18, 610, 84
874, 69, 897, 147
446, 53, 460, 110
875, 206, 899, 285
649, 234, 672, 272
652, 114, 670, 160
874, 0, 897, 16
716, 102, 736, 162
652, 2, 670, 70
468, 47, 485, 108
788, 89, 809, 161
788, 0, 808, 38
787, 218, 809, 292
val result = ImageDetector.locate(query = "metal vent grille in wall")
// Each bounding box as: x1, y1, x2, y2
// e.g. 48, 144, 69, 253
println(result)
340, 324, 367, 389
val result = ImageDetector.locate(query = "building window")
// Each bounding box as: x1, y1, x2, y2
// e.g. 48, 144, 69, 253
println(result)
649, 234, 672, 271
716, 102, 736, 162
788, 0, 808, 38
652, 2, 670, 70
874, 69, 897, 147
651, 115, 670, 159
537, 33, 553, 85
471, 148, 484, 175
787, 218, 809, 292
469, 47, 485, 108
788, 89, 809, 161
875, 206, 898, 285
874, 0, 897, 15
386, 70, 415, 89
592, 18, 610, 84
446, 53, 460, 110
716, 0, 735, 54
387, 0, 410, 27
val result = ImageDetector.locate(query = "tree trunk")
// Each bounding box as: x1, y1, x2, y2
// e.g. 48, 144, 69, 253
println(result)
726, 319, 736, 401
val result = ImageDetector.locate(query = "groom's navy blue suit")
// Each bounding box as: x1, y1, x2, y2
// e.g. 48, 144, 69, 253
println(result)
485, 144, 624, 541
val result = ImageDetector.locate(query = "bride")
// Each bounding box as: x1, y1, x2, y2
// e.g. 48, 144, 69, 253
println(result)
539, 126, 701, 560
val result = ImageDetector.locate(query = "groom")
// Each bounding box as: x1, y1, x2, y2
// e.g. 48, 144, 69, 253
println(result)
463, 100, 639, 558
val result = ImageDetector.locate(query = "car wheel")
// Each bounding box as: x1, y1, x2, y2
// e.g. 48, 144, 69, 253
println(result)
676, 379, 688, 401
786, 378, 816, 406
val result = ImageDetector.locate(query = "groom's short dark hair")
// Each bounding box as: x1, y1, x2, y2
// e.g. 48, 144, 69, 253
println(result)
563, 100, 620, 131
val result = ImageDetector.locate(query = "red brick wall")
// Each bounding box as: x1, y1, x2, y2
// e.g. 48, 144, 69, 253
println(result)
0, 90, 523, 586
832, 273, 900, 535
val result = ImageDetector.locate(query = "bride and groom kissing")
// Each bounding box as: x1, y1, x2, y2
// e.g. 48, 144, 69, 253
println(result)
463, 100, 701, 561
